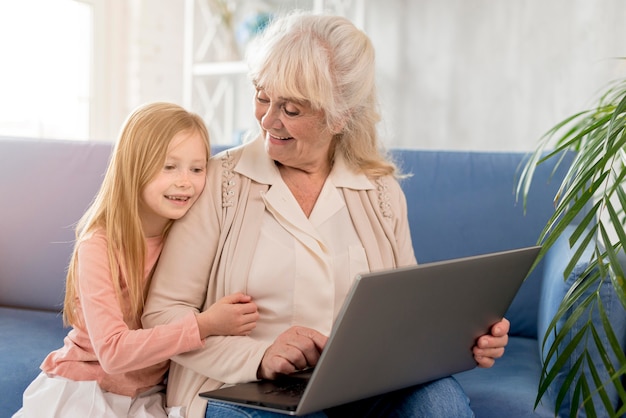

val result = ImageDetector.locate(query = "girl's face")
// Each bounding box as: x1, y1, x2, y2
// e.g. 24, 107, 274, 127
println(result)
139, 129, 207, 237
254, 87, 334, 174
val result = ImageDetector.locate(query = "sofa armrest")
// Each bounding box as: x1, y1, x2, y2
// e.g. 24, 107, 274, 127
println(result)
537, 225, 626, 415
537, 225, 592, 346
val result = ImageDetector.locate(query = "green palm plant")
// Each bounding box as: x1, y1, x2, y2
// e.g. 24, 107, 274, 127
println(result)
517, 73, 626, 417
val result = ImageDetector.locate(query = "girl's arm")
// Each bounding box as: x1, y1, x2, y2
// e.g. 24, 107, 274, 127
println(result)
77, 233, 204, 375
196, 293, 258, 337
143, 167, 272, 384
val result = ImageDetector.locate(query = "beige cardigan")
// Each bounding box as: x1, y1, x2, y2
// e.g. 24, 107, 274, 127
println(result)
142, 138, 417, 417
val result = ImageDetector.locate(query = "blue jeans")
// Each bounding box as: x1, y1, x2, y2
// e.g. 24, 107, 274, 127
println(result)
205, 376, 473, 418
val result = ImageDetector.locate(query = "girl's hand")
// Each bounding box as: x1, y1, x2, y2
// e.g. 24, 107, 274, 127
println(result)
196, 293, 259, 338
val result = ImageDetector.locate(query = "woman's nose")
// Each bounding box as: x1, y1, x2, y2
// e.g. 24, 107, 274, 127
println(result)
261, 105, 282, 131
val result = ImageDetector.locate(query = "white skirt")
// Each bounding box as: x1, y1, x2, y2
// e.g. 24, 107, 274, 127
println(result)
13, 372, 185, 418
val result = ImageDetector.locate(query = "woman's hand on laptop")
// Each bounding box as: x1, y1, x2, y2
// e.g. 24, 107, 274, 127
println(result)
257, 326, 328, 380
472, 317, 510, 368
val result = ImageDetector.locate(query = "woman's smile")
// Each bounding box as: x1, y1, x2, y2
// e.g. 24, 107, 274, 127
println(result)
267, 132, 294, 142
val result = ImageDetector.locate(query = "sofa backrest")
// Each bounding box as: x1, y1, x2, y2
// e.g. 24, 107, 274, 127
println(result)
394, 149, 573, 338
0, 138, 571, 338
0, 138, 113, 311
0, 139, 226, 312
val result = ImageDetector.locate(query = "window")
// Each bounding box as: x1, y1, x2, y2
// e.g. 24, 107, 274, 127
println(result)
0, 0, 92, 141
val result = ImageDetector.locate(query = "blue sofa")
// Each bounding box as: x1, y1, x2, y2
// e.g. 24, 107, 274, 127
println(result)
1, 137, 624, 417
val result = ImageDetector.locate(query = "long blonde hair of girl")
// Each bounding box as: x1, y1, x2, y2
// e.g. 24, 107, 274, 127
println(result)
63, 102, 210, 326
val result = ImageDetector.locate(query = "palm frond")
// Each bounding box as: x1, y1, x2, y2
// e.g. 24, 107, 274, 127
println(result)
518, 66, 626, 416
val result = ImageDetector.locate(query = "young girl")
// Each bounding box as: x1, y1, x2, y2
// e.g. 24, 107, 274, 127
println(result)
13, 102, 259, 418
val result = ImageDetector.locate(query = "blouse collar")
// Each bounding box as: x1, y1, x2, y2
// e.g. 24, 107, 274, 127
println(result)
234, 136, 375, 191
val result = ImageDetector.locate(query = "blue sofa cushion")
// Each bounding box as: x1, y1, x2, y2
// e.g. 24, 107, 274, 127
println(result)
0, 307, 67, 417
454, 336, 554, 417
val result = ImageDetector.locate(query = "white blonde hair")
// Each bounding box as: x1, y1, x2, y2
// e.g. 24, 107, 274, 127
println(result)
247, 11, 398, 177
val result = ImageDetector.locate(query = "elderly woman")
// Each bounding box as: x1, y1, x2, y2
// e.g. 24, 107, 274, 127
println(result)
143, 11, 509, 418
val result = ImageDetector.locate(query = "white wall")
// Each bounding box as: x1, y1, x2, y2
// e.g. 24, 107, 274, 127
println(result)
91, 0, 186, 142
95, 0, 626, 151
367, 0, 626, 150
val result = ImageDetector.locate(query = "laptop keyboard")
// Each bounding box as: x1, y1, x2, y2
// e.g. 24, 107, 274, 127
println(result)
262, 370, 313, 398
263, 380, 308, 398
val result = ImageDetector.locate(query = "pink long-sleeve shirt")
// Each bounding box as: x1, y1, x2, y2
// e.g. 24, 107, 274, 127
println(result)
41, 230, 204, 397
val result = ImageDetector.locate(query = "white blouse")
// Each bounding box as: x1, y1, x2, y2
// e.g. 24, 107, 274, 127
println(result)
246, 162, 370, 342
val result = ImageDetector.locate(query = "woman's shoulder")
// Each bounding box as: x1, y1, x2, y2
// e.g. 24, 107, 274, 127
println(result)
358, 174, 407, 221
368, 173, 404, 194
204, 142, 253, 209
209, 142, 247, 166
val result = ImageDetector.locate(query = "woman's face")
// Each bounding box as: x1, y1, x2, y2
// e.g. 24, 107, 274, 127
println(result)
254, 87, 334, 174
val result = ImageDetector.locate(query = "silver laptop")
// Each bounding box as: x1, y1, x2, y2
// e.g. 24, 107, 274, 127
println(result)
199, 246, 541, 415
